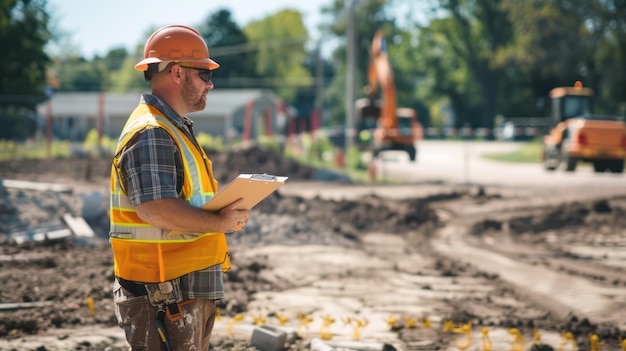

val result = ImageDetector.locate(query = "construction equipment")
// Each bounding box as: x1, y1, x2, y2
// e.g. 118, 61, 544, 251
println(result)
356, 31, 423, 162
542, 81, 626, 173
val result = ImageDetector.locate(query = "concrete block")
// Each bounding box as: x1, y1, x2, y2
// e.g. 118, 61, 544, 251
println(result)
250, 325, 286, 351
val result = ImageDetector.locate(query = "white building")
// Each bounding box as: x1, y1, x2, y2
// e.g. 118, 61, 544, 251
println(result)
36, 90, 293, 142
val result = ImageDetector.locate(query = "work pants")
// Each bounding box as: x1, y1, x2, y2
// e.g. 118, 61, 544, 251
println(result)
114, 282, 217, 351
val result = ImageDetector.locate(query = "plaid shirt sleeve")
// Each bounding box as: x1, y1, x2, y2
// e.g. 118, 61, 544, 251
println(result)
119, 127, 184, 207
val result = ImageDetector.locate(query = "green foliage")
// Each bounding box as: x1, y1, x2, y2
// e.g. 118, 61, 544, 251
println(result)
243, 9, 313, 102
500, 0, 626, 113
390, 28, 429, 122
414, 18, 482, 128
311, 131, 335, 161
257, 135, 282, 153
105, 54, 150, 92
0, 0, 51, 140
404, 0, 626, 131
345, 145, 366, 170
196, 132, 225, 151
0, 106, 37, 140
0, 0, 51, 99
0, 138, 71, 161
199, 9, 257, 86
101, 47, 128, 71
82, 129, 117, 155
422, 0, 512, 129
298, 132, 314, 161
53, 56, 107, 92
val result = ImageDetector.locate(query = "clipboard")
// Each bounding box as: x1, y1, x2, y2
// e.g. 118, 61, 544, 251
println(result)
168, 174, 287, 236
201, 173, 288, 211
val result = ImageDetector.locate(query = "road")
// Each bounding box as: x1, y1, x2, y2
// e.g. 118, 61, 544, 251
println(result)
285, 139, 625, 204
371, 140, 625, 187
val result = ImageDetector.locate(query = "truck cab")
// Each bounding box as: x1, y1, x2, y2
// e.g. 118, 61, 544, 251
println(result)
542, 81, 626, 173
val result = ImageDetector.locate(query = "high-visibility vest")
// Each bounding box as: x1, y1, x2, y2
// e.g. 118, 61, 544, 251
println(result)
109, 103, 230, 283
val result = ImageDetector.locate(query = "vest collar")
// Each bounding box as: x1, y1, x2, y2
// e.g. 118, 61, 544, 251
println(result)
140, 94, 189, 131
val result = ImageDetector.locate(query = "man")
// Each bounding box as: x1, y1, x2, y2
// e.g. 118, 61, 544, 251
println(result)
109, 25, 250, 351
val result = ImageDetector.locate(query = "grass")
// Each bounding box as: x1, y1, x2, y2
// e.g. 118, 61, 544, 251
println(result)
0, 139, 72, 161
482, 139, 543, 163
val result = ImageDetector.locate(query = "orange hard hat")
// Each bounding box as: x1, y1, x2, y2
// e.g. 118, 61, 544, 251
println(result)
135, 25, 219, 71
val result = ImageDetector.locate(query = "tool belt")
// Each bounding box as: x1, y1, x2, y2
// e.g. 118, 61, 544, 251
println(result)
118, 277, 185, 351
117, 277, 149, 297
118, 277, 184, 316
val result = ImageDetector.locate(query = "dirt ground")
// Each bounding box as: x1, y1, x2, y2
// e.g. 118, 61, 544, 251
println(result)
1, 145, 626, 351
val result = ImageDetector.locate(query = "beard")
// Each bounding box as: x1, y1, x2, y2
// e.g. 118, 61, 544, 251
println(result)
181, 74, 206, 112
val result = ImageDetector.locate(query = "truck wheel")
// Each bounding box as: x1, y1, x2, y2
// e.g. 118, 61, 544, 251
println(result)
563, 155, 577, 172
609, 159, 624, 173
542, 144, 559, 171
593, 161, 607, 173
560, 143, 576, 172
406, 145, 417, 162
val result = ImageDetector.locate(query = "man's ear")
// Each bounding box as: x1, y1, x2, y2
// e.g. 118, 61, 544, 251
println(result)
168, 64, 183, 83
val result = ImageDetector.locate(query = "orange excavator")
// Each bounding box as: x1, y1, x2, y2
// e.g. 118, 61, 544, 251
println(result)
356, 30, 423, 162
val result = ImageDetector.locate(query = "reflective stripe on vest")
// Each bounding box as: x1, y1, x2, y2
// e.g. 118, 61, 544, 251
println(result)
110, 103, 230, 283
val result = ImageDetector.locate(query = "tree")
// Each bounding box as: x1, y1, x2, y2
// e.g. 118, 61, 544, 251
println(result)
591, 0, 626, 113
243, 9, 313, 102
497, 0, 593, 115
590, 0, 626, 112
105, 54, 150, 92
422, 0, 514, 130
414, 17, 482, 128
99, 47, 128, 71
198, 9, 257, 87
104, 27, 158, 93
0, 0, 52, 139
53, 55, 107, 92
491, 0, 626, 116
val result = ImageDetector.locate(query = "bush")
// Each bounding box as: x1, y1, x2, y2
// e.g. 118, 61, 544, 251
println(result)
196, 132, 224, 151
0, 107, 37, 140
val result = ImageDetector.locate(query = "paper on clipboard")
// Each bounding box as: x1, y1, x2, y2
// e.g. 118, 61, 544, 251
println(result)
201, 173, 288, 211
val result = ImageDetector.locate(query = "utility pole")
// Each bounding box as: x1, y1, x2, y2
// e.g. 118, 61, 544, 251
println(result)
314, 41, 324, 132
345, 0, 356, 153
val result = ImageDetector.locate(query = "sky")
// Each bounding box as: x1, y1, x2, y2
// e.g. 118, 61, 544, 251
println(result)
46, 0, 332, 59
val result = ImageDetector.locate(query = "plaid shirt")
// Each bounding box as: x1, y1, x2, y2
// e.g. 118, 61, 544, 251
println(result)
117, 94, 224, 300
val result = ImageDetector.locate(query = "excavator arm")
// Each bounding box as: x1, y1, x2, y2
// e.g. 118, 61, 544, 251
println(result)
366, 31, 398, 130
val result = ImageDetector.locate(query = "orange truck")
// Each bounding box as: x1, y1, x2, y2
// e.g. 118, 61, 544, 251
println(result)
542, 81, 626, 173
355, 31, 423, 162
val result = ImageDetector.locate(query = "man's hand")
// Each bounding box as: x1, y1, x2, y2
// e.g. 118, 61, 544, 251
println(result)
219, 198, 250, 232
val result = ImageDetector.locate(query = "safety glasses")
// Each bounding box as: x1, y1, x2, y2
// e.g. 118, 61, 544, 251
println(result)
179, 65, 213, 82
